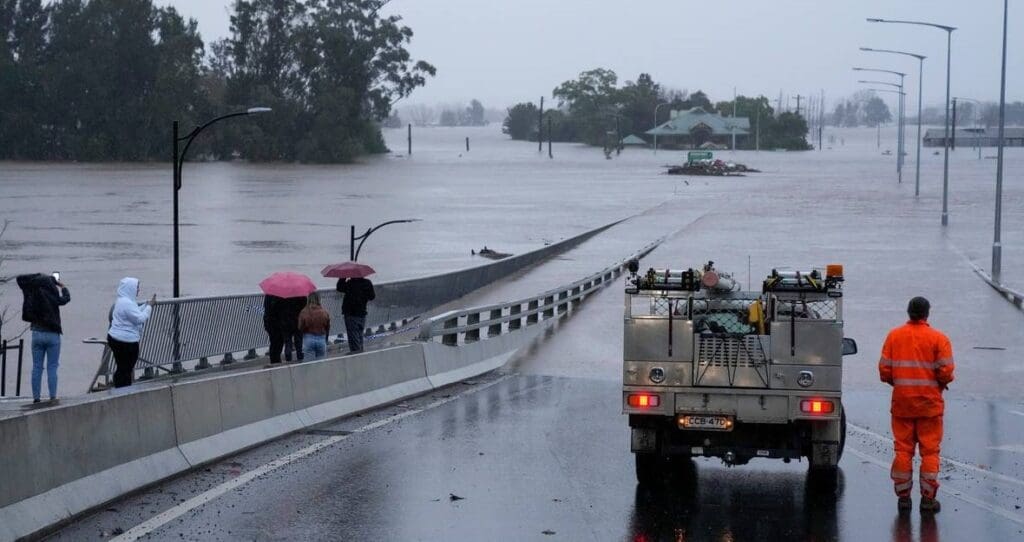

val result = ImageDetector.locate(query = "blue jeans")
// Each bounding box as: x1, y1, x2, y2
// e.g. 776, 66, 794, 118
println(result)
302, 334, 327, 360
31, 330, 61, 400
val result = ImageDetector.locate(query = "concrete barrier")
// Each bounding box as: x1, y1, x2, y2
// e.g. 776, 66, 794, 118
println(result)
0, 242, 655, 541
0, 388, 187, 542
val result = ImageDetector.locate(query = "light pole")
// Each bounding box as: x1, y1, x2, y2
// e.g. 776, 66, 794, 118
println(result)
857, 78, 904, 181
653, 102, 670, 154
992, 0, 1009, 284
953, 97, 983, 159
862, 87, 903, 152
868, 18, 955, 225
855, 68, 906, 183
350, 220, 420, 262
173, 107, 271, 298
860, 48, 926, 196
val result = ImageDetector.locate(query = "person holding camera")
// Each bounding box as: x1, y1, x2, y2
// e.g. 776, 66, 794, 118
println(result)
16, 272, 71, 403
107, 277, 155, 388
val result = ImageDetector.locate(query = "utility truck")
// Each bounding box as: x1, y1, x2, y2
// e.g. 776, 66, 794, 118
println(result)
622, 260, 857, 485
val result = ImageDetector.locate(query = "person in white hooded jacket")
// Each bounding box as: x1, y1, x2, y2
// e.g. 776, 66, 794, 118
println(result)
107, 277, 155, 388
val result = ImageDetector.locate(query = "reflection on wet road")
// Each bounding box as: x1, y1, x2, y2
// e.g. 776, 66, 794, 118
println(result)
53, 373, 1023, 541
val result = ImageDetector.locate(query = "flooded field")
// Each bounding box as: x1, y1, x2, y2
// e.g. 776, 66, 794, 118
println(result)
0, 124, 1021, 394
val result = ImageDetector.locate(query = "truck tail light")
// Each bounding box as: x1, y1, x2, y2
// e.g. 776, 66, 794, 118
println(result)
628, 393, 660, 408
800, 399, 834, 414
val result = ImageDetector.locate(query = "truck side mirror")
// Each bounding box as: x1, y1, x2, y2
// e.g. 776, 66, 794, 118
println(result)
842, 337, 858, 356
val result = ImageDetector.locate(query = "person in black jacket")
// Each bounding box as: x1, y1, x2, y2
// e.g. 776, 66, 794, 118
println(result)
263, 295, 306, 364
336, 277, 375, 353
16, 273, 71, 402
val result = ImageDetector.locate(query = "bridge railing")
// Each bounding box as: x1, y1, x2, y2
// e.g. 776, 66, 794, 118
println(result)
418, 241, 659, 344
86, 221, 623, 391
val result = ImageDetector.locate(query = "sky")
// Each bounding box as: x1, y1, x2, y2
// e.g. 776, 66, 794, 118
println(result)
158, 0, 1021, 111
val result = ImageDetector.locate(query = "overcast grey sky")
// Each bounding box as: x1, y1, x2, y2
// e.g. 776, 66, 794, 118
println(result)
159, 0, 1020, 110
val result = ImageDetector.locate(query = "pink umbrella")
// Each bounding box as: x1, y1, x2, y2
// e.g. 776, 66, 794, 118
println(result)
321, 261, 376, 279
259, 272, 317, 298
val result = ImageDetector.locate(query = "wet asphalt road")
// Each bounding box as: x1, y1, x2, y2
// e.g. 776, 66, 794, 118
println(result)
46, 128, 1024, 540
50, 372, 1024, 541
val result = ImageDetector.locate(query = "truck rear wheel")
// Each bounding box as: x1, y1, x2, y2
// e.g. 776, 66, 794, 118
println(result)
635, 453, 661, 486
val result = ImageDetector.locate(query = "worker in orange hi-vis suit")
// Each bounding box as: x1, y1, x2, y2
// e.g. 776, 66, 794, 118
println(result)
879, 297, 955, 514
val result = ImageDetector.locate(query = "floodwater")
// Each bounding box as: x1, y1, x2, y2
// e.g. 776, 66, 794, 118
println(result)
0, 124, 1021, 395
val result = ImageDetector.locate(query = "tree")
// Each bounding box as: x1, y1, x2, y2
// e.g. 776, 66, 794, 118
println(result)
618, 73, 662, 137
552, 68, 619, 145
406, 104, 435, 126
465, 99, 485, 126
863, 96, 892, 127
502, 102, 538, 140
439, 109, 458, 126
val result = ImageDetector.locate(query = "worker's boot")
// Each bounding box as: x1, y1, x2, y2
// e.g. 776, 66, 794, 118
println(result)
920, 497, 941, 513
897, 496, 912, 512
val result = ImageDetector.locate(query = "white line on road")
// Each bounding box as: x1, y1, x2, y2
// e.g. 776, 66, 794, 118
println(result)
111, 375, 515, 542
1009, 410, 1024, 418
848, 422, 1024, 489
845, 446, 1024, 526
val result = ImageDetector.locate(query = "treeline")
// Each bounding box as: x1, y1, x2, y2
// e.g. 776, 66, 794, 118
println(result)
503, 69, 811, 150
919, 101, 1024, 127
0, 0, 434, 163
830, 91, 893, 127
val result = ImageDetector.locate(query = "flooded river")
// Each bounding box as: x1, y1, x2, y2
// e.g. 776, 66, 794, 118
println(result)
0, 124, 1021, 394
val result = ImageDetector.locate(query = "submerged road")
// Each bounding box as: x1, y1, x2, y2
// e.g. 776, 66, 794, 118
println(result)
53, 150, 1024, 540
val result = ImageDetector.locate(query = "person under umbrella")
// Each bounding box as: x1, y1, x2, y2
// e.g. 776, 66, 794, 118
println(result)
259, 272, 317, 364
322, 262, 376, 354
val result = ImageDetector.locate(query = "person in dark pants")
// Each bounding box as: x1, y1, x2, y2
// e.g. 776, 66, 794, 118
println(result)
264, 295, 307, 364
281, 296, 306, 362
16, 273, 71, 403
336, 277, 375, 353
106, 277, 154, 388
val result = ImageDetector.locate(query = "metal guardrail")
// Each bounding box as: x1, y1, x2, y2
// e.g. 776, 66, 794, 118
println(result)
85, 220, 625, 391
969, 262, 1024, 308
1, 339, 25, 397
418, 241, 661, 344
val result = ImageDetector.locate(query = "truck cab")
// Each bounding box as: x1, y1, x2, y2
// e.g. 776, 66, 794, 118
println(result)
623, 261, 856, 485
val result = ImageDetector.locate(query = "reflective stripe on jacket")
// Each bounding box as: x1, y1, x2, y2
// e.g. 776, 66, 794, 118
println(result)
879, 320, 955, 417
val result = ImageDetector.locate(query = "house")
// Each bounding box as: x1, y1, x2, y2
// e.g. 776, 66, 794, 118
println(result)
620, 134, 649, 147
646, 107, 750, 149
923, 126, 1024, 147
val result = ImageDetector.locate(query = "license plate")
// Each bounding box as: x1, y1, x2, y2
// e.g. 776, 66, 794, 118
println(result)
678, 414, 733, 431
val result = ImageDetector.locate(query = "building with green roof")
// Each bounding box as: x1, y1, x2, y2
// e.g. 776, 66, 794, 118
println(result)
646, 107, 750, 148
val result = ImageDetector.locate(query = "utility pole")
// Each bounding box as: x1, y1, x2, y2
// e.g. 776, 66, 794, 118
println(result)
538, 96, 544, 153
819, 89, 825, 151
548, 117, 553, 159
794, 95, 803, 116
951, 98, 957, 150
731, 87, 737, 151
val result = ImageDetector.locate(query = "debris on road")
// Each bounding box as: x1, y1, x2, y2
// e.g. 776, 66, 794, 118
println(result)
449, 493, 465, 501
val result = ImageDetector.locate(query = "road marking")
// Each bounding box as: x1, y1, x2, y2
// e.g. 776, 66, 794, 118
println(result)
111, 375, 514, 542
848, 422, 1024, 489
846, 445, 1024, 526
989, 444, 1024, 455
1009, 410, 1024, 418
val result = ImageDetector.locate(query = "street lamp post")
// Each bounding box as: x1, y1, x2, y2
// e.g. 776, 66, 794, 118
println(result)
953, 97, 983, 159
992, 0, 1009, 284
173, 107, 271, 298
653, 102, 670, 154
350, 219, 420, 262
854, 68, 906, 183
857, 77, 905, 182
862, 86, 904, 155
868, 18, 955, 225
860, 48, 926, 196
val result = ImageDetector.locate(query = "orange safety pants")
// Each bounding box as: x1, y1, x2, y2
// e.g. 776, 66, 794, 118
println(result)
891, 415, 943, 498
